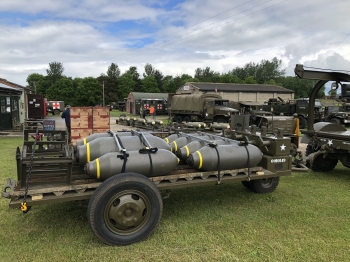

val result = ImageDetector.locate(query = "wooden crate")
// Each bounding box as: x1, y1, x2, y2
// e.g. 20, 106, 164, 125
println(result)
70, 107, 110, 145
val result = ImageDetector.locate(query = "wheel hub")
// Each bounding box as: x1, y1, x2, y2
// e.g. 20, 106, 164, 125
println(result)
106, 192, 148, 232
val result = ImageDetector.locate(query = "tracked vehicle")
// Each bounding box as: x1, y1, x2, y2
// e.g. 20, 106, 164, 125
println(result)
294, 64, 350, 172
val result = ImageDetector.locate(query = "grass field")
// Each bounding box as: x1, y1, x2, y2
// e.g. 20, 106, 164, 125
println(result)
0, 137, 350, 261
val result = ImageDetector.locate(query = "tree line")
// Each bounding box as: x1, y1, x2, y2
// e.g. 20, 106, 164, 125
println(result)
26, 58, 325, 107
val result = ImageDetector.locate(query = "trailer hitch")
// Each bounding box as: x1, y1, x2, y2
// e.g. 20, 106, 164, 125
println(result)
2, 178, 15, 198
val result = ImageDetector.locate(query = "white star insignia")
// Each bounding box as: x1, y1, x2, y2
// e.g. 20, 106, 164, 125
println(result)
280, 144, 286, 151
327, 140, 333, 146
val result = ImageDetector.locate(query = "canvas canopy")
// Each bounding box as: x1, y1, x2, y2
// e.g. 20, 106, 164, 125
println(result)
171, 93, 222, 112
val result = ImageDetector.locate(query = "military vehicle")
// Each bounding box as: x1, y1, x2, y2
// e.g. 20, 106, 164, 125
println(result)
324, 100, 350, 125
110, 101, 126, 111
46, 100, 65, 115
261, 97, 324, 129
169, 93, 238, 123
229, 113, 304, 170
2, 122, 293, 246
294, 64, 350, 172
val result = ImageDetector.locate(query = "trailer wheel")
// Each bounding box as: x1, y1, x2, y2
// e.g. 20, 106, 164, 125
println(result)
310, 154, 338, 172
330, 118, 341, 125
249, 177, 280, 193
297, 116, 307, 129
88, 173, 163, 246
305, 145, 337, 171
241, 181, 251, 189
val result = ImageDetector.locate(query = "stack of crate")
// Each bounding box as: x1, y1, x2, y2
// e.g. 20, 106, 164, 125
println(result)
70, 107, 110, 145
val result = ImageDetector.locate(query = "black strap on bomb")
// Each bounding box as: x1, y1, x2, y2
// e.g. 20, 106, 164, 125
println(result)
108, 130, 130, 173
208, 143, 221, 184
239, 141, 251, 181
139, 148, 158, 176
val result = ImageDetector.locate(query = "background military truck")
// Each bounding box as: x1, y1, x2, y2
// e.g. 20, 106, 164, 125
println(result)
169, 93, 237, 123
262, 97, 324, 129
110, 101, 126, 111
46, 100, 65, 115
324, 100, 350, 125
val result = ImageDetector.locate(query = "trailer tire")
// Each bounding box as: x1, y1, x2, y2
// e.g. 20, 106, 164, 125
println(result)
241, 181, 251, 189
297, 116, 307, 129
310, 154, 338, 172
249, 177, 280, 194
88, 173, 163, 246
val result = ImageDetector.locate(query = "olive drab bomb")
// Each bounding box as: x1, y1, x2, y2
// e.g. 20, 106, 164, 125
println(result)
168, 136, 211, 152
75, 131, 152, 148
176, 139, 232, 160
187, 144, 263, 171
78, 135, 171, 166
85, 149, 179, 180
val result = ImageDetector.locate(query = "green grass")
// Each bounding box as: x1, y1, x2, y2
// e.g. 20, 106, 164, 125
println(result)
1, 137, 350, 261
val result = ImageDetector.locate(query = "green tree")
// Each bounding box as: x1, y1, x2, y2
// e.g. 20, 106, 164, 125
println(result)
26, 73, 48, 94
140, 76, 159, 93
76, 77, 102, 106
276, 76, 325, 99
244, 76, 257, 84
107, 63, 120, 79
229, 57, 285, 84
220, 73, 242, 83
97, 74, 119, 105
143, 63, 155, 77
46, 78, 76, 105
118, 73, 136, 99
126, 66, 140, 91
46, 61, 64, 85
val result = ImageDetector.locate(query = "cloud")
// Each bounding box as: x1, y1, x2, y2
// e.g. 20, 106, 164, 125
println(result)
0, 0, 350, 87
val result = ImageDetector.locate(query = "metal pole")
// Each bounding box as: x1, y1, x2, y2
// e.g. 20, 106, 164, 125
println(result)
103, 81, 105, 106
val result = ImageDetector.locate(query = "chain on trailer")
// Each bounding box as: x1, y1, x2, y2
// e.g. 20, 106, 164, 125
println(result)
21, 128, 40, 213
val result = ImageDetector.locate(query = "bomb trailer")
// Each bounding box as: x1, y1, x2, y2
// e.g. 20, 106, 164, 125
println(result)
1, 113, 300, 246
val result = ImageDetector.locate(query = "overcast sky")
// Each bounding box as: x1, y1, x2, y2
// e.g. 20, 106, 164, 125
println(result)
1, 0, 349, 88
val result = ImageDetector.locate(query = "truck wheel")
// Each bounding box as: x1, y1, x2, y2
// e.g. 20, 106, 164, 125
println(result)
215, 118, 227, 123
330, 118, 341, 125
53, 109, 61, 115
88, 173, 163, 246
183, 116, 191, 122
249, 177, 280, 193
174, 115, 183, 123
297, 116, 307, 129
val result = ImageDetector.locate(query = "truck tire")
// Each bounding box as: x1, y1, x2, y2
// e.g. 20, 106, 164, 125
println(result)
330, 118, 341, 125
174, 115, 183, 123
183, 116, 191, 122
53, 109, 61, 116
249, 177, 280, 193
297, 116, 307, 129
88, 173, 163, 246
216, 118, 227, 123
